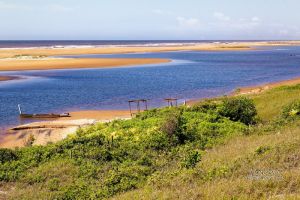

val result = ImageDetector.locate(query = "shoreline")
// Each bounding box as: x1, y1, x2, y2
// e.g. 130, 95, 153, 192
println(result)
0, 41, 300, 57
233, 77, 300, 95
187, 76, 300, 105
0, 110, 132, 149
2, 76, 300, 149
0, 75, 20, 82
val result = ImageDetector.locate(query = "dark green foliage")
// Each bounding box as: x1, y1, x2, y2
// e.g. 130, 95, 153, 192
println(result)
0, 149, 17, 163
219, 97, 258, 125
181, 150, 201, 169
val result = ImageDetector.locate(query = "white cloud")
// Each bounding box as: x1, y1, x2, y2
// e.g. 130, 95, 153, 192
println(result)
251, 17, 260, 22
213, 12, 231, 21
177, 17, 200, 27
152, 9, 173, 15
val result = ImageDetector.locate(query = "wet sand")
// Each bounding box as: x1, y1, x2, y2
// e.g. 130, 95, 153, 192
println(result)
59, 110, 131, 121
0, 76, 19, 81
0, 58, 170, 71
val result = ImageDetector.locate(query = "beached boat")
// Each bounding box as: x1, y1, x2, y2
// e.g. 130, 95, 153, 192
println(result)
19, 113, 70, 119
18, 105, 70, 119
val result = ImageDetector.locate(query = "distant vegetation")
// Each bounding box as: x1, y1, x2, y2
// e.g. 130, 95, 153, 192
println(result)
10, 55, 47, 59
1, 85, 300, 199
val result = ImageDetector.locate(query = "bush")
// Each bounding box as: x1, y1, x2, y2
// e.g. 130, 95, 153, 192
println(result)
181, 150, 201, 169
0, 149, 18, 163
255, 146, 271, 155
219, 97, 257, 125
282, 100, 300, 120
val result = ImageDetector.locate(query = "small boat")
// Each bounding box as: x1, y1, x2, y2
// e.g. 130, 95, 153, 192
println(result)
18, 104, 70, 119
19, 113, 70, 119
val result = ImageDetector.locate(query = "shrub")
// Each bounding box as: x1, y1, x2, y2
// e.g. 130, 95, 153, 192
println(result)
0, 149, 18, 163
282, 100, 300, 120
190, 100, 218, 113
255, 146, 271, 155
219, 96, 257, 125
181, 150, 201, 169
160, 112, 180, 138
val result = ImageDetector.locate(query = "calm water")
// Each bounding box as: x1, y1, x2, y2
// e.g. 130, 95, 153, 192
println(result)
1, 46, 300, 132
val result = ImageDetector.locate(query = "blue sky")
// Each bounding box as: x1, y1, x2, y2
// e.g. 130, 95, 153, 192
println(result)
0, 0, 300, 40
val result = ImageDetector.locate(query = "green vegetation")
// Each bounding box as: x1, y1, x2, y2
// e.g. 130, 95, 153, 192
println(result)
2, 85, 300, 199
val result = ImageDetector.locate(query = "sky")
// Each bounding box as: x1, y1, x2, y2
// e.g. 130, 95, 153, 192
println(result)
0, 0, 300, 40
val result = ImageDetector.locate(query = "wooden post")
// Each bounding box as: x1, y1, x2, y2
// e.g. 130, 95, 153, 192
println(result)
145, 100, 148, 111
128, 101, 132, 116
137, 101, 140, 113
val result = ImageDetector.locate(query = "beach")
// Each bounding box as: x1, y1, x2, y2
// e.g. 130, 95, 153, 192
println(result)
0, 110, 132, 149
1, 41, 300, 59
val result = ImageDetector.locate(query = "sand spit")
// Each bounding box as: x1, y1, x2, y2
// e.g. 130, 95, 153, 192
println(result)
0, 76, 20, 82
0, 58, 170, 71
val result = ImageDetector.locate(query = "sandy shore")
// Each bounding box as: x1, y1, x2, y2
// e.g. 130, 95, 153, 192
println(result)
0, 41, 299, 59
0, 110, 132, 149
0, 43, 250, 59
59, 110, 131, 121
0, 58, 170, 71
0, 41, 300, 58
234, 77, 300, 95
186, 77, 300, 105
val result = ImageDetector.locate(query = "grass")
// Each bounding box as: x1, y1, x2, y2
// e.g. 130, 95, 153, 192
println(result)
252, 85, 300, 121
2, 85, 300, 199
113, 120, 300, 199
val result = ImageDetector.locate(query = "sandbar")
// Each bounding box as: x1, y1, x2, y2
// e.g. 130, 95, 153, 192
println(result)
0, 76, 19, 81
0, 58, 170, 71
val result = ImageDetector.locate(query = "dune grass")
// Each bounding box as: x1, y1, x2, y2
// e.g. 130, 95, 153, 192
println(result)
252, 84, 300, 121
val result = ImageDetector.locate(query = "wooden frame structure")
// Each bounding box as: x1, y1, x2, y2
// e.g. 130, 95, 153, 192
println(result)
128, 99, 148, 116
164, 98, 178, 107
